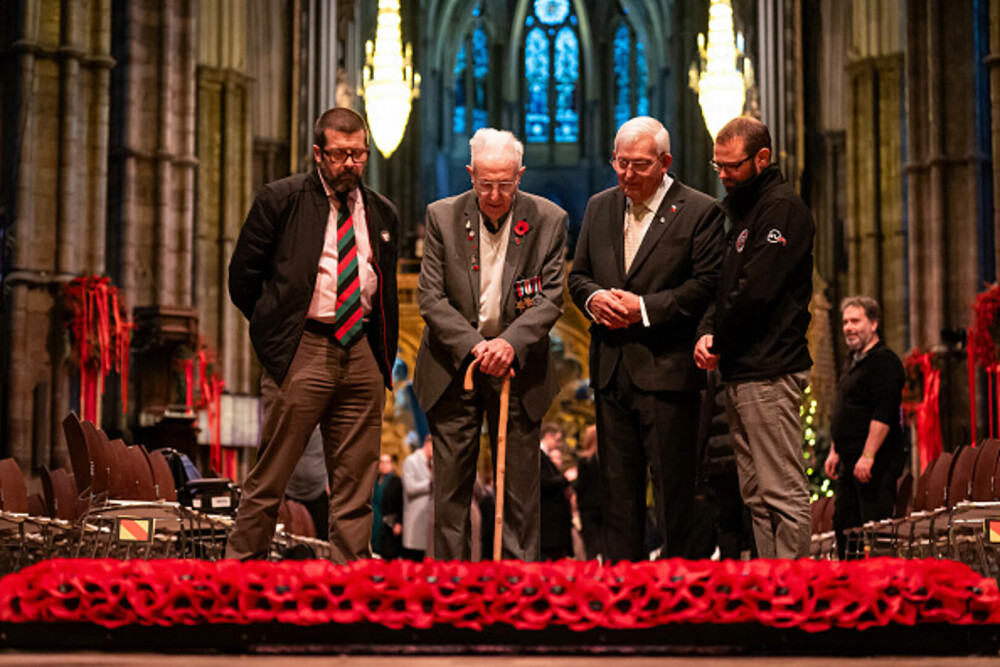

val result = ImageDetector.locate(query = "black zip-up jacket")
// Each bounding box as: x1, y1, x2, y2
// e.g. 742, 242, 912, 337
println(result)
229, 170, 399, 388
697, 165, 814, 381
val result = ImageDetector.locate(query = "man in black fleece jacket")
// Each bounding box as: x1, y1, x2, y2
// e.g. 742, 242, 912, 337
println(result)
694, 116, 815, 559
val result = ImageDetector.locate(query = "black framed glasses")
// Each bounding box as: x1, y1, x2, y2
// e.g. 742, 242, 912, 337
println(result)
710, 151, 757, 173
322, 147, 369, 164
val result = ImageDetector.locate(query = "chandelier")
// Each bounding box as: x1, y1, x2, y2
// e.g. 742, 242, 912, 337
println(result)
688, 0, 754, 141
362, 0, 420, 159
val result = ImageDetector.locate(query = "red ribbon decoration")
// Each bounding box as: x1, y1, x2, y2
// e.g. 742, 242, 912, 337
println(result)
903, 352, 943, 472
65, 277, 132, 421
179, 359, 194, 408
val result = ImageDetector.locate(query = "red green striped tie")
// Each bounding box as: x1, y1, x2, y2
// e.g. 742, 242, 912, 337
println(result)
333, 191, 363, 345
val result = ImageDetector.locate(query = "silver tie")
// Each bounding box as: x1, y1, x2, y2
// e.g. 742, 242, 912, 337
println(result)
624, 202, 647, 273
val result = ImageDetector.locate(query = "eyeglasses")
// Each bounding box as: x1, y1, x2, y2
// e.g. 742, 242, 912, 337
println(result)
472, 179, 518, 195
610, 157, 657, 173
322, 147, 369, 164
710, 152, 757, 173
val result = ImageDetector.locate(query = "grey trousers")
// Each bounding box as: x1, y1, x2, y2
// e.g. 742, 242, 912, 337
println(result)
724, 371, 811, 559
225, 330, 384, 562
428, 368, 541, 561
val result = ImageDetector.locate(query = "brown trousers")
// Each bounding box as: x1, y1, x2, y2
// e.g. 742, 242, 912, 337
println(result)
225, 330, 385, 562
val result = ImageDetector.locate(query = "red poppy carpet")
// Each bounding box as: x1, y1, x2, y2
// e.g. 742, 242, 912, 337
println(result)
1, 557, 1000, 654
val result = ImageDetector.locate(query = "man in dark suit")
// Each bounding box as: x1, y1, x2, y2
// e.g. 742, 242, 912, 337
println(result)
414, 128, 567, 561
227, 107, 399, 562
568, 116, 725, 561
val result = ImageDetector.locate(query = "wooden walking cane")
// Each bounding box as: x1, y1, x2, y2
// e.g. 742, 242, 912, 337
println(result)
464, 357, 512, 561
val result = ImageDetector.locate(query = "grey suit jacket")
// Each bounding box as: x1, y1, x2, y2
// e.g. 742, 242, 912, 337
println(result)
414, 189, 568, 422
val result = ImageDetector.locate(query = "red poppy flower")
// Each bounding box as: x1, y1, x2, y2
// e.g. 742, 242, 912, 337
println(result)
514, 219, 529, 236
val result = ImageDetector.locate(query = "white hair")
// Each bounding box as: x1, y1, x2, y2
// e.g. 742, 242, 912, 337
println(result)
469, 128, 524, 171
614, 116, 671, 155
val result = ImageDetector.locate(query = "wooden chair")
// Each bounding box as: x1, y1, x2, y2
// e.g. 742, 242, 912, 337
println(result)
147, 449, 178, 501
41, 466, 82, 521
971, 439, 1000, 501
0, 458, 29, 513
27, 493, 45, 517
61, 412, 92, 493
894, 472, 914, 518
902, 450, 955, 557
129, 446, 157, 501
79, 419, 112, 497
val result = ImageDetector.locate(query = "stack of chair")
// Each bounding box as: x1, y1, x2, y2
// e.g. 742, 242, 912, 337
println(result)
0, 457, 80, 573
59, 412, 330, 563
61, 412, 233, 560
842, 440, 1000, 578
809, 495, 836, 558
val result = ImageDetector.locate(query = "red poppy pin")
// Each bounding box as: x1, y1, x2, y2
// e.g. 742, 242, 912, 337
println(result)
513, 219, 529, 244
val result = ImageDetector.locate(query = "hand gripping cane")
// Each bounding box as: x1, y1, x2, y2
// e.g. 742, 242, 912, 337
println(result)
464, 357, 512, 561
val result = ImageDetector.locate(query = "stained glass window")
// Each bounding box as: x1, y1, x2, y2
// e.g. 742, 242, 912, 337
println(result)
453, 5, 489, 137
472, 27, 488, 132
554, 27, 579, 143
453, 42, 467, 135
612, 20, 649, 131
524, 0, 579, 144
535, 0, 569, 25
525, 27, 550, 143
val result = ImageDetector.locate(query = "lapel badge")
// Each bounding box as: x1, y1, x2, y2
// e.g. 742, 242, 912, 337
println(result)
516, 296, 534, 313
380, 230, 391, 242
670, 204, 677, 213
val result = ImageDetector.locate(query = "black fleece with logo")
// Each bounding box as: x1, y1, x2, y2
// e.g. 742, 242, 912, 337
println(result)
698, 164, 815, 382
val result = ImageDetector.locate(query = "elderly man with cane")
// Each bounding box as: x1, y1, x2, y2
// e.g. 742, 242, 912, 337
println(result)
414, 128, 567, 561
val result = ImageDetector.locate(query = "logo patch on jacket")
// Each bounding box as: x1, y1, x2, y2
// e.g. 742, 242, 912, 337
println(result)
735, 229, 748, 253
766, 229, 787, 246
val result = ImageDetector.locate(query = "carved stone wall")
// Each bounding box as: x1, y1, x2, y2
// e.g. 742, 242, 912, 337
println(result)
1, 0, 115, 468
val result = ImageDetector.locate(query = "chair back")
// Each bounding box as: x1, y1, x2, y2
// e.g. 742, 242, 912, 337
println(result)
80, 420, 112, 495
61, 412, 92, 492
810, 496, 828, 535
27, 492, 46, 517
820, 493, 836, 533
947, 445, 978, 508
924, 451, 954, 510
130, 446, 158, 501
42, 466, 81, 520
972, 439, 1000, 500
914, 456, 939, 512
0, 458, 29, 513
147, 449, 178, 501
895, 472, 914, 518
287, 499, 316, 538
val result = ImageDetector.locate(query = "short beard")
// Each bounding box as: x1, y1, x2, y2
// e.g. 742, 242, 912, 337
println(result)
331, 172, 361, 192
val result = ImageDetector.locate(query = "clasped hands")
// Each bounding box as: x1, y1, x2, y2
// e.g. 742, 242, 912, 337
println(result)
589, 289, 643, 329
471, 338, 515, 377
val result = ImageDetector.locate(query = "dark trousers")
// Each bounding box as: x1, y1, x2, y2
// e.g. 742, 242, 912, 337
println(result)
596, 362, 699, 561
834, 451, 897, 559
225, 331, 384, 562
428, 366, 541, 561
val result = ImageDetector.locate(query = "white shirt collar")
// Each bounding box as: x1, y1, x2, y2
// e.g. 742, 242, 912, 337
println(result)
628, 174, 673, 215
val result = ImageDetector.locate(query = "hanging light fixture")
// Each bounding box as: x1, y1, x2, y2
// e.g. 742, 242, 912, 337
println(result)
362, 0, 420, 159
688, 0, 754, 141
